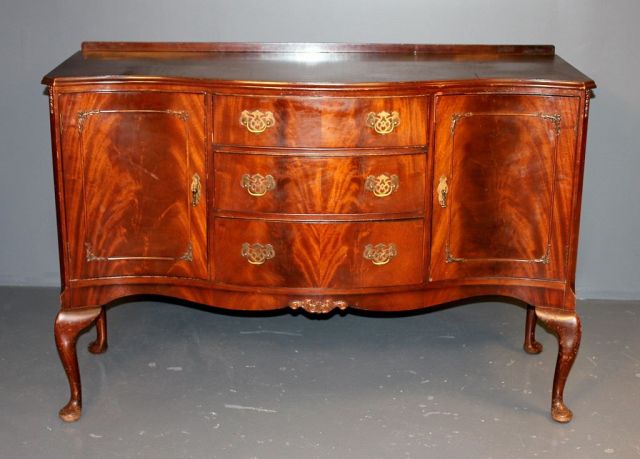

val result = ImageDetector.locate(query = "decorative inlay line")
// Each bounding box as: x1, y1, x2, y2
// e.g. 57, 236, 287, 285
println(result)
85, 241, 193, 262
444, 243, 551, 264
77, 109, 189, 132
450, 112, 561, 136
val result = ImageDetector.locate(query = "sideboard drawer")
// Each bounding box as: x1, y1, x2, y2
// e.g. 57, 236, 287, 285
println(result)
214, 153, 426, 215
213, 218, 424, 288
213, 95, 428, 148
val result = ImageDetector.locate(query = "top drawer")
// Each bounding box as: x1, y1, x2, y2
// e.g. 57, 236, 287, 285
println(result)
213, 95, 429, 148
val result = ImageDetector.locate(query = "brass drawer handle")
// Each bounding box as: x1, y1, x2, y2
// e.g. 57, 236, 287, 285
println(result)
240, 110, 275, 134
191, 173, 202, 207
437, 175, 448, 208
366, 111, 400, 135
365, 173, 399, 197
241, 243, 275, 265
241, 173, 276, 197
363, 243, 397, 265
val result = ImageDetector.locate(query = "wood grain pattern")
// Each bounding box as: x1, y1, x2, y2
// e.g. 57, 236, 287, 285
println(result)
430, 94, 579, 281
214, 152, 426, 215
213, 95, 428, 148
54, 307, 102, 422
213, 218, 424, 288
535, 308, 582, 423
58, 91, 208, 280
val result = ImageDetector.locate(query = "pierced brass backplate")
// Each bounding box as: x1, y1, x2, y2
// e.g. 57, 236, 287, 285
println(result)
366, 111, 400, 135
241, 173, 276, 197
363, 243, 398, 265
241, 243, 275, 265
240, 110, 275, 134
365, 173, 399, 197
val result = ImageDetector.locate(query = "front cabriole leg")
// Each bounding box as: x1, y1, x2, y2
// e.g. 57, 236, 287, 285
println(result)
54, 307, 102, 422
535, 307, 582, 423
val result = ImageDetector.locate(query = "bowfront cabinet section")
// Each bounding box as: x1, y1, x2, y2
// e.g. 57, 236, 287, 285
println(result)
430, 94, 580, 281
58, 91, 208, 280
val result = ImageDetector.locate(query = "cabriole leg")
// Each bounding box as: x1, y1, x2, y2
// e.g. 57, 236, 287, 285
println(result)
88, 307, 108, 354
535, 308, 582, 423
523, 304, 543, 354
54, 307, 102, 422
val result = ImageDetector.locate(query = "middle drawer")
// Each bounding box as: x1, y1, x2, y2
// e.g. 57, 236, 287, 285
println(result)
214, 153, 426, 215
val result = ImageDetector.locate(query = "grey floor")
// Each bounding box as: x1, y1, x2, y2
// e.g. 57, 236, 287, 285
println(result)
0, 287, 639, 459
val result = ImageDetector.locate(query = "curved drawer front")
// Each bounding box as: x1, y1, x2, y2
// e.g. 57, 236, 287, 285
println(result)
213, 95, 428, 148
214, 218, 424, 288
215, 153, 426, 215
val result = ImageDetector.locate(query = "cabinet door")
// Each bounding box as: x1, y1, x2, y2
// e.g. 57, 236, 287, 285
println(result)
59, 91, 208, 280
430, 94, 579, 281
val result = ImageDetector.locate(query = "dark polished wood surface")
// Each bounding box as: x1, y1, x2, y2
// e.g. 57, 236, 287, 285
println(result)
43, 43, 594, 88
214, 95, 428, 148
213, 217, 424, 289
58, 91, 208, 280
430, 94, 579, 282
44, 42, 595, 423
214, 152, 426, 216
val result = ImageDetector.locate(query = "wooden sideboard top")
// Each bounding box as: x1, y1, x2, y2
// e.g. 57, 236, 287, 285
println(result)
42, 42, 595, 88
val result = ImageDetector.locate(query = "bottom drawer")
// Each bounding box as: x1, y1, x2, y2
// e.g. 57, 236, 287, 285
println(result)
213, 218, 424, 288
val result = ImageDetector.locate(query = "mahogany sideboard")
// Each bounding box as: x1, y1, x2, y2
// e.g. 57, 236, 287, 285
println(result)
42, 42, 595, 423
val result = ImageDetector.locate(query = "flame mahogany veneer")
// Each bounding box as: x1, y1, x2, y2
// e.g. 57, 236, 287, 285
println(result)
43, 42, 595, 423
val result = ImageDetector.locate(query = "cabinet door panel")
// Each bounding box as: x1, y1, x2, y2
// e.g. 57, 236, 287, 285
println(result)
430, 94, 579, 281
59, 91, 208, 280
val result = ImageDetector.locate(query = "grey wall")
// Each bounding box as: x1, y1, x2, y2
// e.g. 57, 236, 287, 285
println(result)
1, 0, 639, 298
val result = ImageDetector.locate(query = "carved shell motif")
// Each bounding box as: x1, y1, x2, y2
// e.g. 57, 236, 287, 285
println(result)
289, 299, 348, 314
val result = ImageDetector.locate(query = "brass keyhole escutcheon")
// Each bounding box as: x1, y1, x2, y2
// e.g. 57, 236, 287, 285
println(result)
191, 173, 201, 207
437, 175, 448, 208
